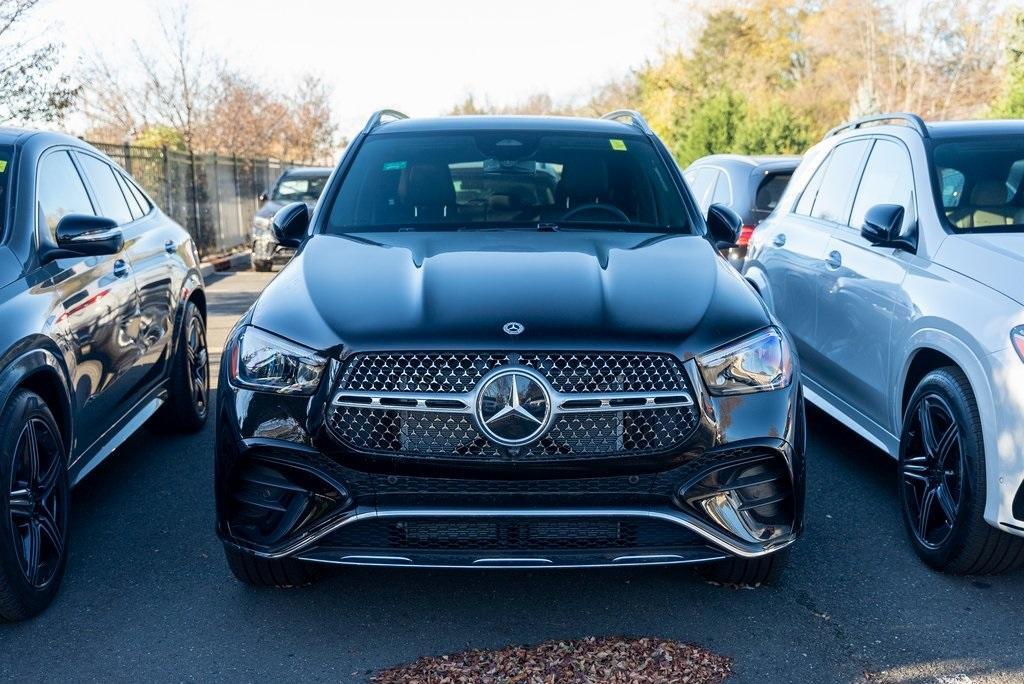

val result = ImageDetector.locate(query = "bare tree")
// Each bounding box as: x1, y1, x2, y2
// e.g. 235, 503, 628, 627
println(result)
0, 0, 78, 124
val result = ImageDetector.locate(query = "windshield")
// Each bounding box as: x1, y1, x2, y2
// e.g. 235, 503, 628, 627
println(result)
272, 172, 329, 203
324, 131, 690, 233
933, 137, 1024, 233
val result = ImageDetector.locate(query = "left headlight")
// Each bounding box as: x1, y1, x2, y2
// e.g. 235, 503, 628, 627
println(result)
252, 216, 271, 236
229, 326, 326, 395
696, 327, 793, 396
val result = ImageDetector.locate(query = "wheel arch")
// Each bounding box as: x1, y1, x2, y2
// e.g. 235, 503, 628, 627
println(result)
0, 344, 74, 453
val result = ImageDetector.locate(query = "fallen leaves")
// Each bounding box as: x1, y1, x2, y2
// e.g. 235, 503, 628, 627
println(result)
372, 636, 732, 684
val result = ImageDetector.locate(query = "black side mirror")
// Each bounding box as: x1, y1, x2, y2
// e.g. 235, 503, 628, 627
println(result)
258, 191, 269, 203
49, 214, 123, 260
706, 203, 743, 249
861, 204, 915, 251
272, 202, 310, 248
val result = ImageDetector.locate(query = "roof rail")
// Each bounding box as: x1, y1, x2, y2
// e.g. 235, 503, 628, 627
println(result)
825, 112, 928, 139
601, 110, 653, 135
362, 109, 409, 134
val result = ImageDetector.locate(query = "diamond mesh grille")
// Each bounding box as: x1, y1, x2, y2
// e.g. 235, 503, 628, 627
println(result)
329, 352, 699, 460
339, 352, 687, 394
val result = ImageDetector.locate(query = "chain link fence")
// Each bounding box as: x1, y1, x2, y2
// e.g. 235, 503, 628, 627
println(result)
88, 141, 302, 257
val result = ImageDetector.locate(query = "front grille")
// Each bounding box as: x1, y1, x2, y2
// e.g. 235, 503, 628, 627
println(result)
328, 351, 700, 460
321, 517, 701, 551
339, 352, 687, 394
327, 405, 698, 461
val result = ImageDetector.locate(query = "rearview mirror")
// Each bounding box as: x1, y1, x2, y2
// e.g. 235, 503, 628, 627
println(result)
272, 202, 310, 248
861, 204, 915, 252
50, 214, 124, 259
706, 203, 743, 249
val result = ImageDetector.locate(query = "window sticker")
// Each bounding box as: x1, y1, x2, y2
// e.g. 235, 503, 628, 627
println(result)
0, 160, 7, 172
382, 160, 407, 171
609, 139, 627, 151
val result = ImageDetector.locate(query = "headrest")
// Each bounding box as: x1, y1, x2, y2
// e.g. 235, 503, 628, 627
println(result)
557, 161, 609, 206
403, 163, 456, 208
971, 180, 1007, 206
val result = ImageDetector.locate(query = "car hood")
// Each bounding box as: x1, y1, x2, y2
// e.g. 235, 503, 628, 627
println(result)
250, 230, 770, 356
934, 233, 1024, 305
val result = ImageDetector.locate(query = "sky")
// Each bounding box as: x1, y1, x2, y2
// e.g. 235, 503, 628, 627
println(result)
33, 0, 690, 140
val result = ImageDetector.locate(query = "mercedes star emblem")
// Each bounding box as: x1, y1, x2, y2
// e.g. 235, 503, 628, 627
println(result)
502, 321, 525, 335
475, 367, 552, 447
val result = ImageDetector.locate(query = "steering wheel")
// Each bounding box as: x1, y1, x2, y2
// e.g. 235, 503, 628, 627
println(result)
560, 203, 630, 223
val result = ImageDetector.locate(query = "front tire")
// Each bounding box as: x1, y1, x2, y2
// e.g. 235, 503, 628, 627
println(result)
899, 367, 1024, 574
698, 548, 789, 586
154, 300, 209, 433
223, 545, 318, 588
0, 390, 70, 622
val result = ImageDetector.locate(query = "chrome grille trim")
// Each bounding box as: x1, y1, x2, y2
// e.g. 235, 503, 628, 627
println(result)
332, 389, 693, 414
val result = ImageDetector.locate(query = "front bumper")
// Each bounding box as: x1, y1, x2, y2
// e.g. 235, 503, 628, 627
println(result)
252, 235, 295, 264
215, 360, 805, 569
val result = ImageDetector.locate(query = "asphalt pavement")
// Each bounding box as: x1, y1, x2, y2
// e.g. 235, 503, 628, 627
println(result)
2, 268, 1023, 683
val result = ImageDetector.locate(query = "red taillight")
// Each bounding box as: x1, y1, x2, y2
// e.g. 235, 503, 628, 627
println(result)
736, 225, 756, 247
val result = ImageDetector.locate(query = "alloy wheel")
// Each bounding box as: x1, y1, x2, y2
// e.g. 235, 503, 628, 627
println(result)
7, 418, 65, 589
186, 314, 209, 418
901, 394, 965, 549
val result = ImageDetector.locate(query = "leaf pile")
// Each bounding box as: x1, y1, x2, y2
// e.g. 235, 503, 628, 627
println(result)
372, 636, 732, 683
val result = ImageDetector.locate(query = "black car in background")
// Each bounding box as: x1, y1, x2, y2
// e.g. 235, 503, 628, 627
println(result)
684, 155, 799, 268
251, 167, 332, 271
215, 110, 805, 588
0, 129, 209, 621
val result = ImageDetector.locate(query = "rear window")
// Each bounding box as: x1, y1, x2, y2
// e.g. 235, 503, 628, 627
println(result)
754, 172, 792, 212
932, 137, 1024, 233
325, 131, 690, 233
272, 173, 329, 203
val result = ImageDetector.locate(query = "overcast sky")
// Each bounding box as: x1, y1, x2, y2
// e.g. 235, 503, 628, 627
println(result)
35, 0, 689, 139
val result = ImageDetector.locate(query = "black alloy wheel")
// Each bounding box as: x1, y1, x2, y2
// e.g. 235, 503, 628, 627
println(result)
186, 311, 209, 421
900, 392, 964, 549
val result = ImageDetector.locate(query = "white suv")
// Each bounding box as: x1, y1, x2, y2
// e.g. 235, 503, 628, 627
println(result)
744, 114, 1024, 574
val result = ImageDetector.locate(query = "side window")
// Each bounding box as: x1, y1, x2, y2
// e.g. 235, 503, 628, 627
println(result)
711, 170, 731, 206
76, 153, 134, 225
115, 171, 144, 220
810, 140, 871, 224
938, 168, 965, 208
795, 156, 829, 216
685, 167, 717, 213
849, 139, 916, 232
37, 151, 95, 238
124, 176, 153, 215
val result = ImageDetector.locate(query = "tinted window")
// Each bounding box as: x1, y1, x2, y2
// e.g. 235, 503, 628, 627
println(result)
77, 154, 133, 225
755, 172, 792, 212
327, 132, 690, 232
849, 140, 915, 232
711, 170, 731, 206
125, 175, 152, 215
272, 173, 329, 203
795, 157, 828, 215
0, 145, 11, 236
811, 141, 870, 224
932, 137, 1024, 232
685, 167, 717, 213
116, 171, 145, 220
38, 151, 94, 237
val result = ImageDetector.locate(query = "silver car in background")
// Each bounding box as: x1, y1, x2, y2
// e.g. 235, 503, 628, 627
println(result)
744, 113, 1024, 574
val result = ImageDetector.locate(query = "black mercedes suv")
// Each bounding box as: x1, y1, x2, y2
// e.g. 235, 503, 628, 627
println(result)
0, 129, 209, 621
215, 110, 805, 587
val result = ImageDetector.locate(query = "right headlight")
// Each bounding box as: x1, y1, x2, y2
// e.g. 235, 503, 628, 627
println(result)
228, 326, 326, 395
696, 327, 792, 396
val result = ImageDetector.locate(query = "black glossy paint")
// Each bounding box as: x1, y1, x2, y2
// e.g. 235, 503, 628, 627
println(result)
0, 127, 205, 481
216, 115, 805, 566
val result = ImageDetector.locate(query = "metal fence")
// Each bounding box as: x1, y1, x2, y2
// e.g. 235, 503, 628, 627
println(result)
88, 141, 301, 256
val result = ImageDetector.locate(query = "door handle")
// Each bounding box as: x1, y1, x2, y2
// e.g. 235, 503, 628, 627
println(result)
164, 240, 175, 254
113, 259, 130, 278
825, 250, 842, 269
772, 234, 787, 247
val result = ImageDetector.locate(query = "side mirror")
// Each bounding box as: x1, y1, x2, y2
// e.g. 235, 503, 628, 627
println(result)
272, 202, 310, 248
50, 214, 123, 259
861, 204, 915, 251
258, 191, 269, 203
706, 203, 743, 249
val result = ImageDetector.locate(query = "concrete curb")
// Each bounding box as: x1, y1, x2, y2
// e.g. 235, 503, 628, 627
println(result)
199, 251, 252, 281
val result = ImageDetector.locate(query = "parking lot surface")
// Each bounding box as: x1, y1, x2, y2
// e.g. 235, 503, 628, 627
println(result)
2, 268, 1022, 683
